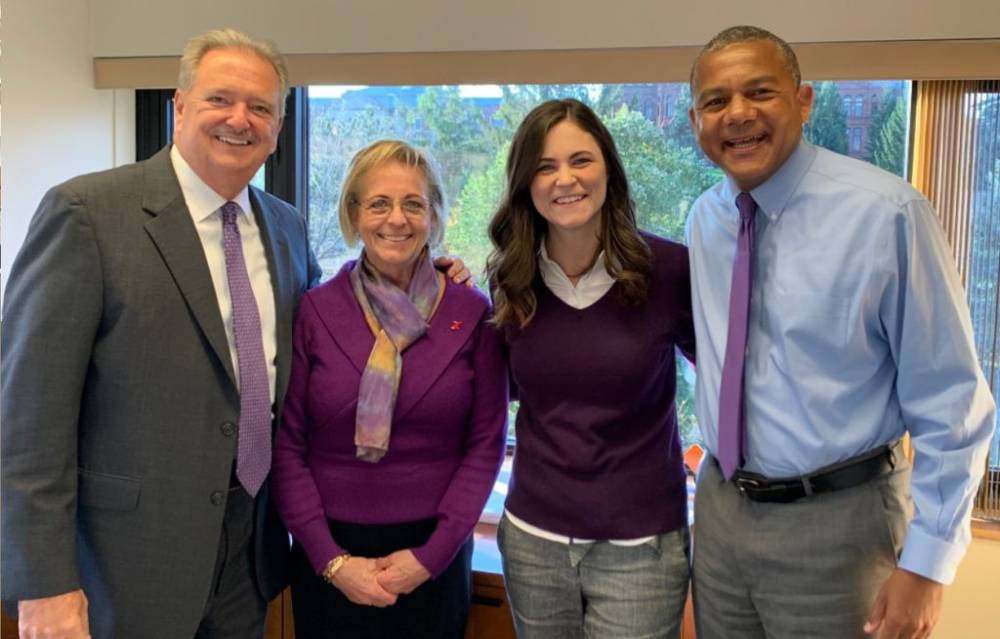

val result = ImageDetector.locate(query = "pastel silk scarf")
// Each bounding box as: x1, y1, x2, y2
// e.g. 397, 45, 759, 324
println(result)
349, 247, 443, 462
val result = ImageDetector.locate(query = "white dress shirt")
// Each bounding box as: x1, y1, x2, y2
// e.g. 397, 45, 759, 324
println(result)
504, 244, 654, 546
170, 146, 278, 404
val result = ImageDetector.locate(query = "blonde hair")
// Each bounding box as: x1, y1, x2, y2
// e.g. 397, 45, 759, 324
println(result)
338, 140, 448, 247
178, 28, 290, 117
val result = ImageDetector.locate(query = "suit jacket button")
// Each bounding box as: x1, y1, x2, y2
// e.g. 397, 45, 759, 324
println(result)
221, 421, 236, 437
210, 490, 224, 506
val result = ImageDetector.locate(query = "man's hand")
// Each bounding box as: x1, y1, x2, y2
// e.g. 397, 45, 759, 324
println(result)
374, 549, 431, 595
330, 557, 397, 607
864, 568, 943, 639
433, 255, 473, 286
18, 590, 90, 638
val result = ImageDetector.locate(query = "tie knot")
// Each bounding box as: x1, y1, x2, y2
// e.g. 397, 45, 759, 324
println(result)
221, 201, 240, 226
736, 192, 757, 222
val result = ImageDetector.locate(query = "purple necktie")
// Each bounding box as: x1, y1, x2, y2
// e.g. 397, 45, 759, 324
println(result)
717, 192, 757, 480
221, 202, 271, 497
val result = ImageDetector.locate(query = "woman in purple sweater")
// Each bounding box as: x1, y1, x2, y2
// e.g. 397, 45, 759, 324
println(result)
272, 140, 508, 638
486, 100, 696, 638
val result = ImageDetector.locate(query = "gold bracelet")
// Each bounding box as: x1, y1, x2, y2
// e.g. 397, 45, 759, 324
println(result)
322, 553, 352, 584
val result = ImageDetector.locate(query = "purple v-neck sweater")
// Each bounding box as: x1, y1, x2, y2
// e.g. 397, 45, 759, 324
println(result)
504, 233, 696, 539
272, 264, 508, 577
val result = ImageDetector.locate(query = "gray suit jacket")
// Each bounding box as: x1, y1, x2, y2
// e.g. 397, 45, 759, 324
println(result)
1, 147, 321, 638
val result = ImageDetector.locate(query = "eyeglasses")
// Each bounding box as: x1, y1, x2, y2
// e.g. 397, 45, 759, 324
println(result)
358, 196, 431, 217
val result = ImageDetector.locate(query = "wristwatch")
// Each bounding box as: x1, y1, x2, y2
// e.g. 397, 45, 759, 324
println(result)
322, 553, 352, 584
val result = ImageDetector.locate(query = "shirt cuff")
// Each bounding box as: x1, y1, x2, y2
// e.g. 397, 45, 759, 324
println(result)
897, 524, 968, 585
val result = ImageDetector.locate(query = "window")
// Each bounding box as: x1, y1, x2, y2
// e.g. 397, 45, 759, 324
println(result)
854, 95, 864, 117
851, 127, 863, 151
910, 80, 1000, 520
307, 83, 712, 447
301, 81, 914, 450
965, 83, 1000, 519
133, 79, 919, 454
806, 81, 909, 163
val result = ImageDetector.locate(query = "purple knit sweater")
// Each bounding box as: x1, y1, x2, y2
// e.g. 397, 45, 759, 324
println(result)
272, 265, 508, 577
504, 234, 696, 538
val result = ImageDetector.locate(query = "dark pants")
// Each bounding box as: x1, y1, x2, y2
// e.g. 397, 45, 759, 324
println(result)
290, 518, 472, 639
194, 485, 267, 639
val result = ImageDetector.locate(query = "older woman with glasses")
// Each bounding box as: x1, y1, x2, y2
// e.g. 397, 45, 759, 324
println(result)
272, 140, 508, 639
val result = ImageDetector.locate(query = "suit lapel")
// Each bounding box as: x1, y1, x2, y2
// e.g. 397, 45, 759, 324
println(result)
250, 189, 295, 407
141, 148, 236, 389
394, 284, 485, 421
312, 272, 486, 421
311, 266, 373, 376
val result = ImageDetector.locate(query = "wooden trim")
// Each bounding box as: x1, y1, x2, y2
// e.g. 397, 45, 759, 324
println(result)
94, 39, 1000, 89
972, 518, 1000, 541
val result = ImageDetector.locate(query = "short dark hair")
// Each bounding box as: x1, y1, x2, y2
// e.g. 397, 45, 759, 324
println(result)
690, 25, 801, 91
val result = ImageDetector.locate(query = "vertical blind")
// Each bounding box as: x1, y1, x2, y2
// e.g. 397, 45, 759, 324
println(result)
912, 80, 1000, 520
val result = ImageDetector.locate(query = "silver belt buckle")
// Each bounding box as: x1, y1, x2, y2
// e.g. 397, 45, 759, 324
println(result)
734, 476, 760, 496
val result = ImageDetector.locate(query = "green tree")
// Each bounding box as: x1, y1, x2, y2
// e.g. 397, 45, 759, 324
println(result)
445, 143, 509, 279
665, 84, 698, 153
604, 105, 721, 240
803, 81, 849, 155
487, 85, 623, 146
308, 102, 420, 276
868, 92, 907, 177
414, 87, 492, 197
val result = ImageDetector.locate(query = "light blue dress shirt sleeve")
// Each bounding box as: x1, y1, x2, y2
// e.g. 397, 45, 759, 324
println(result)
687, 141, 995, 585
878, 197, 995, 583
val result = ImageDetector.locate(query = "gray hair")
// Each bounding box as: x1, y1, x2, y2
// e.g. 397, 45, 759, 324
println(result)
690, 25, 801, 91
339, 140, 449, 248
178, 28, 290, 117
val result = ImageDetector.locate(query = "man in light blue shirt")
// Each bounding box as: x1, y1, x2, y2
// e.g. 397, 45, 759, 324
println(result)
685, 25, 995, 639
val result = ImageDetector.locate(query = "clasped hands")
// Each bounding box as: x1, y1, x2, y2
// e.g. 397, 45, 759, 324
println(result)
330, 549, 431, 607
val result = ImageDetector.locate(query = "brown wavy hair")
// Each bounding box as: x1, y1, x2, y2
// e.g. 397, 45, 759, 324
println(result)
486, 99, 651, 329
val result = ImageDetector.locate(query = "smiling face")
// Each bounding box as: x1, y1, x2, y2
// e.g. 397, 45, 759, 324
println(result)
689, 40, 813, 192
353, 161, 434, 289
529, 119, 608, 239
173, 47, 282, 199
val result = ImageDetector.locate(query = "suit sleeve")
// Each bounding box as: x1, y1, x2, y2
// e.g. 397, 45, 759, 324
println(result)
1, 185, 104, 601
411, 318, 508, 577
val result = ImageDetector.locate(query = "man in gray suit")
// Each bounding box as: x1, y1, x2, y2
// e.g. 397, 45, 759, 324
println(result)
0, 29, 318, 638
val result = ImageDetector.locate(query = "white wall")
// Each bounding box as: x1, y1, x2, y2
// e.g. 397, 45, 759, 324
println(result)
0, 0, 134, 292
5, 0, 997, 284
88, 0, 1000, 57
936, 535, 1000, 638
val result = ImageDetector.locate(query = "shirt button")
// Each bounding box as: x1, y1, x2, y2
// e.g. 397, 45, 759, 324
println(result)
220, 421, 236, 437
210, 491, 224, 506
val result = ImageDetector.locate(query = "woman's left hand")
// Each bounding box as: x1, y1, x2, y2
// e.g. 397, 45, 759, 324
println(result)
433, 255, 473, 286
374, 549, 432, 595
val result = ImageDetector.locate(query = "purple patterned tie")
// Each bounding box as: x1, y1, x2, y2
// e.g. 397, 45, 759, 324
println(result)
717, 192, 757, 480
221, 202, 271, 497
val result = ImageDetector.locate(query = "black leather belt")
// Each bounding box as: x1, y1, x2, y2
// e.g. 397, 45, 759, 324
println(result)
732, 442, 900, 503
